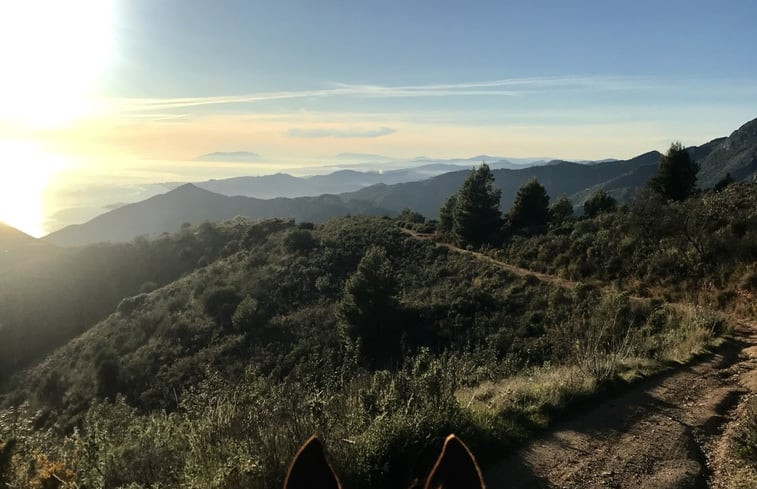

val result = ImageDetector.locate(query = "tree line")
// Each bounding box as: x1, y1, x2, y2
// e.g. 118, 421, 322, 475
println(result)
438, 141, 704, 248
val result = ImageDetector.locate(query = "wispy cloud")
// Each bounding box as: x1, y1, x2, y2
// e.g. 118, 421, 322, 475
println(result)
197, 151, 262, 162
107, 75, 654, 116
287, 127, 396, 138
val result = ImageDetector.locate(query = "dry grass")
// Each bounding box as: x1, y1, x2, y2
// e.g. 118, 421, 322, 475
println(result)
658, 303, 728, 364
457, 365, 596, 426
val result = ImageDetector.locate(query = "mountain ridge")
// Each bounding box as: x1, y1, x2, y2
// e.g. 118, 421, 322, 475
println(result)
43, 184, 391, 247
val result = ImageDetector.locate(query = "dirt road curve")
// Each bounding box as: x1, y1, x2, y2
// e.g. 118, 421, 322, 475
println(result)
485, 319, 757, 488
401, 229, 757, 488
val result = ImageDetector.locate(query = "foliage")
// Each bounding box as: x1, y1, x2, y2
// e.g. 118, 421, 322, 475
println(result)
0, 218, 252, 380
440, 164, 502, 246
733, 397, 757, 463
438, 194, 456, 234
0, 182, 751, 489
501, 183, 757, 309
337, 247, 401, 366
397, 208, 426, 225
283, 229, 317, 253
0, 438, 14, 485
202, 286, 243, 328
583, 190, 617, 218
649, 141, 700, 200
508, 178, 549, 231
548, 195, 574, 224
715, 172, 735, 191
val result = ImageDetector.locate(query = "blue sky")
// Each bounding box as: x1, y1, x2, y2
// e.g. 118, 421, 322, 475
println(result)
1, 0, 756, 235
107, 0, 757, 97
79, 0, 756, 161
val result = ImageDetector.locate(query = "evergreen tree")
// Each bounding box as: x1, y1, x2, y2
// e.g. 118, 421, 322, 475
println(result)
337, 246, 400, 366
451, 164, 502, 245
649, 142, 700, 201
438, 194, 457, 234
508, 178, 550, 229
583, 190, 617, 218
549, 195, 574, 224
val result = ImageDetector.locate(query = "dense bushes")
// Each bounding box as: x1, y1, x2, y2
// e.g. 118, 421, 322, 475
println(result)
0, 219, 253, 381
501, 183, 757, 307
0, 187, 750, 488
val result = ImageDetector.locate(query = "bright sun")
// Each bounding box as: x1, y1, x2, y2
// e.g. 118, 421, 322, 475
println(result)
0, 0, 113, 236
0, 0, 114, 126
0, 141, 68, 237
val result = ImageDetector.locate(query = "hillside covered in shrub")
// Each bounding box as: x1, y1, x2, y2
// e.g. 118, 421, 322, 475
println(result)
0, 170, 755, 488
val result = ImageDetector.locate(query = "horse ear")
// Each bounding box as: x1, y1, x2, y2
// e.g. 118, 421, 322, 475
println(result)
424, 434, 485, 489
284, 436, 342, 489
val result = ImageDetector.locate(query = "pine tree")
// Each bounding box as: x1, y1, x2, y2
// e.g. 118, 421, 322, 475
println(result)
438, 195, 457, 234
451, 164, 502, 245
508, 178, 550, 229
336, 246, 400, 365
649, 142, 700, 201
583, 190, 617, 217
549, 195, 574, 224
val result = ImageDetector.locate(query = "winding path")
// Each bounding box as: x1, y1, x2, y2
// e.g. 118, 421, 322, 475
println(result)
402, 228, 757, 488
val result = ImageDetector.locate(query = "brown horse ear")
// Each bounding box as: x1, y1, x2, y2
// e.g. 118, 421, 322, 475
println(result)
424, 434, 485, 489
284, 436, 342, 489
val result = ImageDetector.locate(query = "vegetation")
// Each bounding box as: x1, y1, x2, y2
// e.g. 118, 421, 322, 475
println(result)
0, 160, 754, 487
734, 397, 757, 463
500, 183, 757, 314
0, 219, 252, 380
336, 246, 401, 366
583, 190, 617, 218
507, 178, 550, 231
439, 164, 502, 246
548, 194, 574, 224
649, 141, 700, 201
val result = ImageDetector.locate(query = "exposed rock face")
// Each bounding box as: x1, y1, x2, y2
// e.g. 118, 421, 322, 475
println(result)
698, 117, 757, 187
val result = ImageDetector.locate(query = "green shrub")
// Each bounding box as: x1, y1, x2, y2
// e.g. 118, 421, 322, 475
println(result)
202, 286, 243, 328
283, 229, 317, 253
734, 397, 757, 463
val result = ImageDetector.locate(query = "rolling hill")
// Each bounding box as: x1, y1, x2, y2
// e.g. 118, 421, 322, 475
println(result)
0, 222, 55, 271
0, 222, 38, 251
341, 151, 664, 217
177, 158, 551, 199
343, 117, 757, 216
44, 184, 390, 247
43, 117, 757, 246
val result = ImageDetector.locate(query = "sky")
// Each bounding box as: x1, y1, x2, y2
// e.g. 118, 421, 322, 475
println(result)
1, 0, 757, 236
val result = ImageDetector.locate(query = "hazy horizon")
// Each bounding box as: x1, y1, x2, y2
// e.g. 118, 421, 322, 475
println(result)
2, 0, 757, 236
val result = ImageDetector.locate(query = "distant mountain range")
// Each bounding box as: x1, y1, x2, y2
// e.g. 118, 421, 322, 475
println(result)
174, 157, 555, 199
42, 117, 757, 247
341, 151, 663, 218
44, 185, 391, 247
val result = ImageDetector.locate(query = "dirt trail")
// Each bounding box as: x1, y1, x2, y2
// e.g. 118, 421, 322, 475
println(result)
485, 319, 757, 488
402, 229, 578, 289
402, 229, 757, 488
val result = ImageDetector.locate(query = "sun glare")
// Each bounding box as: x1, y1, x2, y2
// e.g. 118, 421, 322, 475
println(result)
0, 140, 67, 237
0, 0, 114, 127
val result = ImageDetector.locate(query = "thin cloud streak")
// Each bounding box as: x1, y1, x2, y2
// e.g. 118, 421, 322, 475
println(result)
287, 126, 396, 138
108, 75, 654, 115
